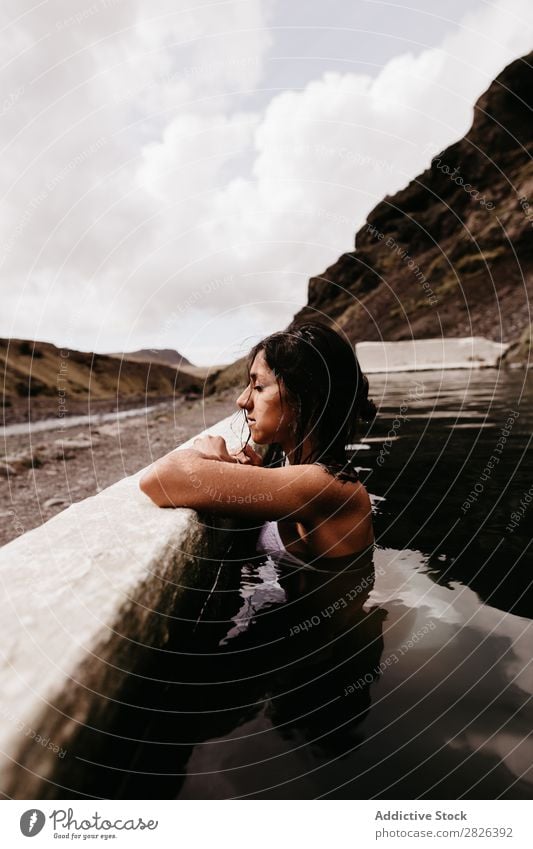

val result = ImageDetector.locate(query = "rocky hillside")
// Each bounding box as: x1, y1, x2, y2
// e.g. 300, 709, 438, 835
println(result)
293, 50, 533, 349
1, 338, 202, 406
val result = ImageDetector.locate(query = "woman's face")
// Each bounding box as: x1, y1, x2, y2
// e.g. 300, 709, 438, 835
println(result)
236, 350, 295, 445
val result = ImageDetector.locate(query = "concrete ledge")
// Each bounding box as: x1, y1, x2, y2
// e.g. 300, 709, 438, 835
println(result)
356, 337, 510, 373
0, 414, 241, 799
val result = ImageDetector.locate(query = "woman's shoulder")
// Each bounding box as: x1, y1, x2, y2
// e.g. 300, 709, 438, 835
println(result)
312, 459, 360, 483
309, 461, 363, 502
300, 461, 366, 516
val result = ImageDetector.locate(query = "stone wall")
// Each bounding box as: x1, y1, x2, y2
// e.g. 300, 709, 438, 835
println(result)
0, 415, 240, 799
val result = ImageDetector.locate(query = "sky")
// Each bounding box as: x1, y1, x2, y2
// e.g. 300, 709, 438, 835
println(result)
1, 0, 532, 365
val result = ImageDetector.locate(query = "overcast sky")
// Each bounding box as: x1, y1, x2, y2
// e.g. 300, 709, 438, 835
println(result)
1, 0, 532, 365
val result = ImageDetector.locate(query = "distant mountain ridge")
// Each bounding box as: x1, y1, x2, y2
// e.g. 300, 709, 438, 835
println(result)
107, 348, 194, 368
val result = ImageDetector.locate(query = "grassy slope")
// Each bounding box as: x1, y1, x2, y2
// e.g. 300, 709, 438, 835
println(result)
1, 338, 203, 402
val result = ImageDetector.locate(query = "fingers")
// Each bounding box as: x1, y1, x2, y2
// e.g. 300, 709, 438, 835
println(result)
242, 444, 262, 459
230, 449, 247, 461
235, 445, 262, 465
192, 435, 231, 461
193, 437, 262, 465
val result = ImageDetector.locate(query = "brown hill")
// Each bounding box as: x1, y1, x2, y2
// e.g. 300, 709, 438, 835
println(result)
205, 355, 247, 396
107, 349, 234, 383
292, 50, 533, 348
1, 338, 202, 405
107, 348, 194, 368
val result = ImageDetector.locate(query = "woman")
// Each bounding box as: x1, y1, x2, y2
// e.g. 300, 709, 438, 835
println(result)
139, 320, 376, 566
135, 329, 380, 795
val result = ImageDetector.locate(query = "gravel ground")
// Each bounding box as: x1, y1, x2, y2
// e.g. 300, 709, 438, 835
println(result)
0, 390, 242, 548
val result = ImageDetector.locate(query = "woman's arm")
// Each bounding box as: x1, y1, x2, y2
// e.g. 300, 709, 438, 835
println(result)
138, 443, 336, 523
187, 435, 263, 466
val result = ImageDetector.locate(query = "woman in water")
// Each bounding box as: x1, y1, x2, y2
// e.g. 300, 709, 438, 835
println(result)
133, 323, 381, 796
139, 320, 376, 566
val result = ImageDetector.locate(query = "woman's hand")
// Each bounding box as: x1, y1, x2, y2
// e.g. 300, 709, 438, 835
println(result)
230, 444, 263, 466
191, 435, 238, 462
189, 435, 263, 465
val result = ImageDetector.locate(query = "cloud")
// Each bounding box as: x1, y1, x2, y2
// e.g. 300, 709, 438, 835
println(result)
0, 0, 531, 363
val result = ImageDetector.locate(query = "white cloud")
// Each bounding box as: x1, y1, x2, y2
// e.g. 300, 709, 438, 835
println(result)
0, 0, 531, 364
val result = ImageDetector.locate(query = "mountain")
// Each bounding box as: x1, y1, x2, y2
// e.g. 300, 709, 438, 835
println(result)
107, 348, 230, 383
1, 339, 202, 405
106, 348, 194, 368
292, 51, 533, 349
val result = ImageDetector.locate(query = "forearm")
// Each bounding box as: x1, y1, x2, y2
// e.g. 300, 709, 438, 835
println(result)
139, 447, 198, 506
141, 445, 232, 490
139, 443, 240, 508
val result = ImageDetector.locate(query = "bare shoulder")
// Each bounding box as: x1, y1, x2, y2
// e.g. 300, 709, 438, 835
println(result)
302, 465, 374, 553
310, 462, 369, 500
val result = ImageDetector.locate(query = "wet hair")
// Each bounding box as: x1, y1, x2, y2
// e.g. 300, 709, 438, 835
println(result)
241, 320, 377, 482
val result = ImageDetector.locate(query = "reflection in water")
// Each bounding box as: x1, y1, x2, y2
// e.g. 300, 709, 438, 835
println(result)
114, 537, 386, 800
111, 538, 532, 800
366, 368, 533, 617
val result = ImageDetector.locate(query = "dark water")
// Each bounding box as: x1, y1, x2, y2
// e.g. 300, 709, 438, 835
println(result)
77, 368, 533, 800
366, 368, 533, 619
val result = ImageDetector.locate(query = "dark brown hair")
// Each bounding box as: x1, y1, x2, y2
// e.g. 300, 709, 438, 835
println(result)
241, 320, 376, 481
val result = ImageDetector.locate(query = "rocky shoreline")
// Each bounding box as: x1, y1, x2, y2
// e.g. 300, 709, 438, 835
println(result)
0, 389, 242, 548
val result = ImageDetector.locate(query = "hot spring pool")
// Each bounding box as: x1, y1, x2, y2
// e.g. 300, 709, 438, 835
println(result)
71, 368, 533, 799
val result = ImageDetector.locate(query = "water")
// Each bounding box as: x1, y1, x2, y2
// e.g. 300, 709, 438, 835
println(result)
70, 368, 533, 800
0, 402, 165, 437
364, 368, 532, 619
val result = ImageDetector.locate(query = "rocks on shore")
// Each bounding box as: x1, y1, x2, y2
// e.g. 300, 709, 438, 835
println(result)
1, 434, 100, 475
0, 393, 239, 547
43, 497, 70, 509
53, 436, 97, 450
1, 445, 49, 475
